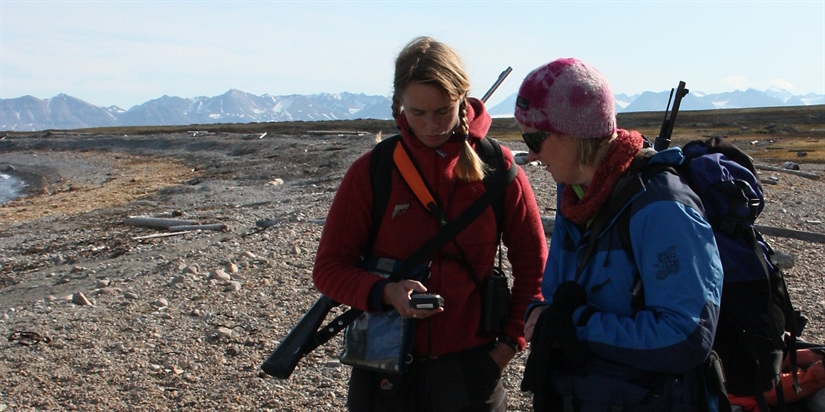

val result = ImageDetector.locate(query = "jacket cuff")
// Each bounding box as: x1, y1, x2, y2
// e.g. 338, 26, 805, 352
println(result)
498, 334, 521, 353
575, 306, 598, 327
524, 299, 548, 322
367, 280, 391, 311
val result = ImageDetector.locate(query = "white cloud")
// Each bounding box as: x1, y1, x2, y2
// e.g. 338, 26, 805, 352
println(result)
722, 75, 749, 91
768, 79, 795, 92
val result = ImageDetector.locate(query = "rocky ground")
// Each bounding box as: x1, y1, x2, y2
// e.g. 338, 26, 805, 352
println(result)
0, 128, 823, 411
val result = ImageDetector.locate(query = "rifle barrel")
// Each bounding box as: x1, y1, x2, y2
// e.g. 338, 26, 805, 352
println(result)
481, 66, 513, 103
654, 81, 688, 152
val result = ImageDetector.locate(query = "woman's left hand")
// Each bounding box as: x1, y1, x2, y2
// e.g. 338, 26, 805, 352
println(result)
488, 342, 517, 370
382, 280, 443, 319
524, 305, 548, 342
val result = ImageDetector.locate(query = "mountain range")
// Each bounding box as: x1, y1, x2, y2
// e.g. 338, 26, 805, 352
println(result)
2, 88, 823, 132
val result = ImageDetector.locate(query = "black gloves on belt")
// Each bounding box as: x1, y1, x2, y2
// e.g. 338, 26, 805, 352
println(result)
552, 281, 586, 315
521, 281, 590, 398
551, 281, 589, 362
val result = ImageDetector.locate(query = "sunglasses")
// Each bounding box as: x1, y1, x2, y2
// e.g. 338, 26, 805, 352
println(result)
521, 130, 550, 153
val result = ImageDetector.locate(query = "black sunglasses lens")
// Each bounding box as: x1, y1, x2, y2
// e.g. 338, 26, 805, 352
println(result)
522, 131, 547, 153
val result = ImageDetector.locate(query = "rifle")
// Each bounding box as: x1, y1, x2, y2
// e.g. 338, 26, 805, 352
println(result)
260, 295, 361, 379
260, 67, 514, 379
481, 66, 513, 103
653, 81, 689, 151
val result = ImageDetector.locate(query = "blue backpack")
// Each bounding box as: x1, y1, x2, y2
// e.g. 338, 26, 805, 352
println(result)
614, 137, 803, 412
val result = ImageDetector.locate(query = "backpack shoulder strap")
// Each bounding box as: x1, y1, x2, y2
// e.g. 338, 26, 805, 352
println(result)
575, 149, 657, 280
365, 134, 401, 258
476, 137, 518, 234
369, 136, 516, 251
618, 152, 679, 311
391, 138, 516, 281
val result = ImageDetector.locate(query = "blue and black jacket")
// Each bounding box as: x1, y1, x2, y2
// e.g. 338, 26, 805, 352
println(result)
539, 146, 724, 393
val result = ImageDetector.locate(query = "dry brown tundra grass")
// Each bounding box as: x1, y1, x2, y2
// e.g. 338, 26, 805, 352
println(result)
0, 152, 198, 226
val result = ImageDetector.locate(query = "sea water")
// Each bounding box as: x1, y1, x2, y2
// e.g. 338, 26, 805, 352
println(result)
0, 173, 26, 204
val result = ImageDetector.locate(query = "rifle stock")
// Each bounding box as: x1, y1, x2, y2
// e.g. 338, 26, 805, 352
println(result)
260, 295, 336, 379
654, 81, 689, 152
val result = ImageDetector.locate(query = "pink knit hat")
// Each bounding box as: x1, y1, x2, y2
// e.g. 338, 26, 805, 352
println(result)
514, 58, 616, 139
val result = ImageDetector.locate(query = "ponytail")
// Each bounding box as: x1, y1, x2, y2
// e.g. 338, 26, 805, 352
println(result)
454, 99, 487, 182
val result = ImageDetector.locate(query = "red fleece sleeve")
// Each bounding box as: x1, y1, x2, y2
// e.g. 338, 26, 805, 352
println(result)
499, 146, 548, 350
312, 151, 385, 311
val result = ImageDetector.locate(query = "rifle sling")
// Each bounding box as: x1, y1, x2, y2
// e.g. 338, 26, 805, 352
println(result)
301, 308, 363, 356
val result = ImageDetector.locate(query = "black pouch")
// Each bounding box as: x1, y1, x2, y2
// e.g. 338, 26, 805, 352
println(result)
704, 350, 728, 397
480, 267, 510, 334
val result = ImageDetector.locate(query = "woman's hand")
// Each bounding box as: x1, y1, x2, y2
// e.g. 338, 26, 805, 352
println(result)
488, 342, 517, 371
382, 280, 443, 319
524, 305, 548, 342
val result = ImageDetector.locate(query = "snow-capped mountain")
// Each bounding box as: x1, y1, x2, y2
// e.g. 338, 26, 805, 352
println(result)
487, 89, 824, 117
0, 90, 393, 132
2, 94, 121, 131
1, 88, 822, 132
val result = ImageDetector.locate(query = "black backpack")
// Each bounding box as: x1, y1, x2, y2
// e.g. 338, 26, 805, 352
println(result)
604, 137, 803, 412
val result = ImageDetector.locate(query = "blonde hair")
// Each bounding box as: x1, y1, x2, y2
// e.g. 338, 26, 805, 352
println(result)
391, 36, 486, 181
576, 133, 616, 166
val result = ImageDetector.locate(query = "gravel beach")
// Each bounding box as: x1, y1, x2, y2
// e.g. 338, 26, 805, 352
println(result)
0, 130, 823, 411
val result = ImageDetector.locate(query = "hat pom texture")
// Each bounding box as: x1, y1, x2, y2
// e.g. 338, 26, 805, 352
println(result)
515, 58, 616, 139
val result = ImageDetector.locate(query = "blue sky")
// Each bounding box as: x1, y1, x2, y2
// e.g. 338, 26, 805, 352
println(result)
1, 1, 823, 110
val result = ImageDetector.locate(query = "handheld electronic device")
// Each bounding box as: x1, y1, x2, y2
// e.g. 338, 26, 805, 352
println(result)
410, 294, 444, 310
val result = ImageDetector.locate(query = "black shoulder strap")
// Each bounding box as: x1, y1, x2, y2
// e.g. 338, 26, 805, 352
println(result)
619, 156, 677, 312
388, 137, 517, 280
477, 137, 519, 234
365, 134, 401, 258
366, 135, 517, 258
575, 150, 655, 279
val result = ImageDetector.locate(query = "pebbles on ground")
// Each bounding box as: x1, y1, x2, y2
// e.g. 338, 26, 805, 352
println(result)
0, 131, 822, 411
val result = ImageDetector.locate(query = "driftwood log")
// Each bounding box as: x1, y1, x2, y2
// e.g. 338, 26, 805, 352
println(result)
755, 225, 825, 244
124, 217, 198, 229
125, 217, 227, 233
541, 216, 825, 244
168, 224, 228, 232
755, 164, 820, 180
132, 231, 194, 240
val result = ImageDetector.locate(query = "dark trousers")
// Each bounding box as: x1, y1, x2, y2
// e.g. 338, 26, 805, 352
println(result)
347, 345, 506, 412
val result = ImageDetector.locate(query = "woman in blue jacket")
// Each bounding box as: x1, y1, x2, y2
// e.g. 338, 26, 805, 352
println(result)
516, 58, 725, 412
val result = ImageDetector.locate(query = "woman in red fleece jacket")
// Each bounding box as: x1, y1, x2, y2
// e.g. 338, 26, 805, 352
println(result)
313, 36, 547, 411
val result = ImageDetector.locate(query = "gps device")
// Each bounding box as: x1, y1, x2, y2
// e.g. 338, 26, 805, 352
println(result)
409, 294, 444, 310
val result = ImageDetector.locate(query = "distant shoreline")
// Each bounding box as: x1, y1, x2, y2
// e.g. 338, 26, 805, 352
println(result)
0, 163, 53, 204
0, 172, 26, 204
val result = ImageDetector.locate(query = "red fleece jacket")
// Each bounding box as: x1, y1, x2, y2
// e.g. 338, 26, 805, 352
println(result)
313, 98, 547, 356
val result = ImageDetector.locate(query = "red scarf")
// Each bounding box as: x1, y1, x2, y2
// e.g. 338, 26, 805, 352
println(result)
560, 129, 644, 225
